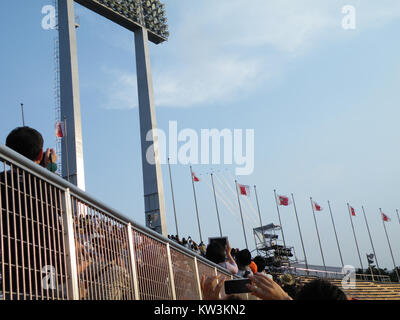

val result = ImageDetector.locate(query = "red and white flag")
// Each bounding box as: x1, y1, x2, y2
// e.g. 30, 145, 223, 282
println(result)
192, 172, 200, 182
382, 212, 391, 222
350, 206, 356, 216
312, 201, 323, 212
55, 121, 64, 138
277, 195, 291, 206
238, 184, 250, 196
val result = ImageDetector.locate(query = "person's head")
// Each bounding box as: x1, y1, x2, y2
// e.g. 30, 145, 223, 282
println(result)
205, 241, 226, 264
253, 256, 266, 273
6, 127, 44, 163
295, 279, 347, 300
236, 249, 252, 268
282, 283, 299, 299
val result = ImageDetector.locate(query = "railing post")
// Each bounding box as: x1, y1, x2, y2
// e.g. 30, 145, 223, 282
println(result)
62, 188, 80, 300
194, 257, 203, 300
127, 223, 140, 300
166, 243, 176, 300
214, 267, 223, 300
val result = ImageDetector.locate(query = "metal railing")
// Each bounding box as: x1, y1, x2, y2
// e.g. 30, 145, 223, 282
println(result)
285, 266, 391, 282
0, 144, 235, 300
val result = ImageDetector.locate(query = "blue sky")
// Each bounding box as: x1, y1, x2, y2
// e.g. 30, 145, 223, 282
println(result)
1, 0, 400, 271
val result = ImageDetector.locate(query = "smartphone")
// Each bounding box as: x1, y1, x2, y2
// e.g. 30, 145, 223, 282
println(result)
208, 236, 228, 248
224, 279, 252, 294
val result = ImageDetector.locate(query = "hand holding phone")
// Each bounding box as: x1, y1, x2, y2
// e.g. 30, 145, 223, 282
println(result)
201, 275, 226, 300
247, 273, 292, 300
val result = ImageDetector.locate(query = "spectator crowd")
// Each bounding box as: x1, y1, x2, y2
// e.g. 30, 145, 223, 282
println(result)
169, 233, 349, 301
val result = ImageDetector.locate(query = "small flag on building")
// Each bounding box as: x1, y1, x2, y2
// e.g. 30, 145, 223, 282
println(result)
55, 121, 64, 138
367, 253, 375, 265
277, 195, 291, 206
350, 206, 356, 216
312, 201, 323, 212
238, 184, 250, 196
382, 212, 391, 222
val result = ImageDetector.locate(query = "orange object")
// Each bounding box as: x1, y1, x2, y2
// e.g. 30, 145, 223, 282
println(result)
249, 261, 258, 274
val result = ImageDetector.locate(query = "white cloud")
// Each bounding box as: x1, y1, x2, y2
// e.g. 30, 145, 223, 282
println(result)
154, 55, 264, 107
101, 68, 138, 110
97, 0, 400, 109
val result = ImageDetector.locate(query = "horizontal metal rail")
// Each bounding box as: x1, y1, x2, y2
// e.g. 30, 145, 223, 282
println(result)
285, 266, 391, 282
0, 144, 235, 300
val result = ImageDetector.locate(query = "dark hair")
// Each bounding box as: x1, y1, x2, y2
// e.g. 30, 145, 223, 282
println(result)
6, 127, 43, 161
253, 256, 266, 273
205, 241, 226, 264
295, 279, 347, 300
282, 284, 299, 299
236, 249, 252, 267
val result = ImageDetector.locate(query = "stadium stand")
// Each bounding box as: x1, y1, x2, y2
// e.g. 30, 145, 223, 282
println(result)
300, 277, 400, 300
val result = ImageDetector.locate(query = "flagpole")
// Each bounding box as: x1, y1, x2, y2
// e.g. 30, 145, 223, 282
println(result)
235, 180, 248, 249
292, 193, 309, 273
190, 166, 203, 244
327, 201, 344, 268
168, 158, 179, 238
20, 103, 25, 126
379, 208, 400, 282
273, 190, 287, 250
310, 197, 327, 275
347, 203, 364, 272
361, 206, 381, 275
367, 254, 375, 282
211, 173, 223, 237
273, 190, 291, 271
254, 185, 266, 250
63, 116, 70, 182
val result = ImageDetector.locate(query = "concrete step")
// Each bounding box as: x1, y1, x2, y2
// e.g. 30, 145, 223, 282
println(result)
279, 274, 400, 300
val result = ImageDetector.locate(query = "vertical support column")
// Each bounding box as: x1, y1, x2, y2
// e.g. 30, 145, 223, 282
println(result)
58, 0, 86, 190
127, 224, 140, 300
62, 188, 80, 300
134, 27, 167, 236
166, 243, 176, 300
193, 257, 203, 300
214, 267, 221, 300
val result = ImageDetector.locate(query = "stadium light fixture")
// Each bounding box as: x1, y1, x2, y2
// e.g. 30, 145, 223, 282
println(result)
74, 0, 169, 44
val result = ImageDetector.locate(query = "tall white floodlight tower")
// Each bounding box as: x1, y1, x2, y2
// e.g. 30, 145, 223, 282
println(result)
58, 0, 169, 235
